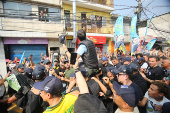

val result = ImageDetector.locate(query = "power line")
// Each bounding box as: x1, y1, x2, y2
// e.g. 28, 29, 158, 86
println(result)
142, 9, 169, 39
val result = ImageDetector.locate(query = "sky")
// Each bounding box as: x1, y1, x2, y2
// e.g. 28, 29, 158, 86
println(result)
112, 0, 170, 20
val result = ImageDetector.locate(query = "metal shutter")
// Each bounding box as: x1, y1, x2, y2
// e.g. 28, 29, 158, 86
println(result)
9, 44, 46, 64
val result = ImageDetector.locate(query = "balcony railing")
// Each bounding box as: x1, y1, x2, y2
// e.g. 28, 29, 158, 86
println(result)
65, 21, 113, 34
84, 0, 114, 7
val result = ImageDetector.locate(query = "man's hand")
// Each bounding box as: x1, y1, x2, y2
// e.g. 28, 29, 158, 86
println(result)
103, 77, 110, 85
50, 51, 53, 55
155, 105, 162, 111
31, 87, 41, 95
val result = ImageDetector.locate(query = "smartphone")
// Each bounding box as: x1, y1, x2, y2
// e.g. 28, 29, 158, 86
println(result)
70, 53, 77, 64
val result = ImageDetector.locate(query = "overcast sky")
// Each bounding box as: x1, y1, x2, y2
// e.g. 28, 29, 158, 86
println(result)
112, 0, 170, 20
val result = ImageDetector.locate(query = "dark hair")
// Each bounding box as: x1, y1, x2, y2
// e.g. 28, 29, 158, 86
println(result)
111, 56, 117, 60
148, 56, 159, 61
77, 29, 86, 41
136, 53, 143, 58
152, 81, 170, 98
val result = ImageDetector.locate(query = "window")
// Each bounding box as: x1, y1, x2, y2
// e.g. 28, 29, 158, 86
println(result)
38, 7, 61, 22
4, 2, 32, 19
102, 17, 106, 27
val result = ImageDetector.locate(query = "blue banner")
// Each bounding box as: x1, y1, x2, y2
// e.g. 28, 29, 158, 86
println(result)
141, 15, 154, 47
115, 15, 124, 49
142, 39, 157, 53
119, 43, 127, 54
168, 38, 170, 44
19, 51, 25, 64
131, 15, 140, 55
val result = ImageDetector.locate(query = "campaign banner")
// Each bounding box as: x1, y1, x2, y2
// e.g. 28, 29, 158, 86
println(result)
168, 38, 170, 44
5, 74, 21, 91
115, 15, 124, 49
141, 15, 154, 47
19, 51, 25, 64
119, 43, 127, 54
142, 39, 157, 53
131, 15, 140, 55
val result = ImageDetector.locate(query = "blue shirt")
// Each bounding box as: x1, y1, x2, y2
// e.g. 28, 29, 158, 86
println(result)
77, 44, 87, 56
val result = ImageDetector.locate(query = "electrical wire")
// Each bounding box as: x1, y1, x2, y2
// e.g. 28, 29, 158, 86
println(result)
142, 9, 169, 38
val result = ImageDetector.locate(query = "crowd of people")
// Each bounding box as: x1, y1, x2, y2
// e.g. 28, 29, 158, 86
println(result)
0, 29, 170, 113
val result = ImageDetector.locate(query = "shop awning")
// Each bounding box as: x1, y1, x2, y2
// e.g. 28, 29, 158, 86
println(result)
77, 36, 106, 44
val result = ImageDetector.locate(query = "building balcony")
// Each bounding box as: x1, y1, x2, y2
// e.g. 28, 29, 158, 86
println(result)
65, 21, 113, 34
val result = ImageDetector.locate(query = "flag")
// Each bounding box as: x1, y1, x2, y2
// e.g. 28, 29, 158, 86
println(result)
5, 74, 21, 91
19, 51, 25, 64
115, 15, 124, 49
119, 43, 127, 54
142, 39, 157, 53
168, 38, 170, 44
141, 15, 154, 48
131, 15, 140, 55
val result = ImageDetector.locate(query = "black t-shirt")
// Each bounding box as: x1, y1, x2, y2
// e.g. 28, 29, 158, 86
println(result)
146, 66, 164, 88
24, 91, 46, 113
132, 73, 147, 95
130, 82, 143, 106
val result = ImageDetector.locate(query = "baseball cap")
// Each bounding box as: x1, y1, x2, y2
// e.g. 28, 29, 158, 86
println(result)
63, 59, 69, 64
113, 81, 136, 107
40, 60, 44, 63
129, 63, 139, 72
59, 35, 66, 45
33, 76, 62, 95
79, 68, 89, 77
16, 64, 24, 69
54, 59, 58, 62
43, 60, 51, 65
24, 68, 33, 79
118, 65, 133, 75
137, 57, 145, 62
162, 102, 170, 113
32, 65, 46, 80
122, 57, 131, 62
102, 57, 108, 61
106, 66, 120, 76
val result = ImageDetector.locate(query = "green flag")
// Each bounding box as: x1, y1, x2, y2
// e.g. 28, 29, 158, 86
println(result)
5, 74, 21, 91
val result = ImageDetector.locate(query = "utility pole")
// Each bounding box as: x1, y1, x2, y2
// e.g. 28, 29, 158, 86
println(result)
136, 0, 141, 35
72, 0, 77, 44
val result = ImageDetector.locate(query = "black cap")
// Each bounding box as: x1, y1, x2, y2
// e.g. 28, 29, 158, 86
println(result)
43, 60, 51, 65
63, 59, 69, 64
59, 35, 66, 45
118, 65, 133, 75
122, 57, 131, 62
16, 64, 24, 69
129, 63, 139, 72
24, 68, 33, 79
32, 65, 46, 80
54, 59, 58, 62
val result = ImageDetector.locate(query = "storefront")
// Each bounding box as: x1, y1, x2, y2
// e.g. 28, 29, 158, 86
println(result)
76, 36, 106, 53
3, 38, 48, 64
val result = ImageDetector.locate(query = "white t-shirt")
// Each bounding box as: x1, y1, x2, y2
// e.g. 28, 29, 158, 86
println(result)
115, 107, 139, 113
144, 91, 170, 113
141, 62, 148, 69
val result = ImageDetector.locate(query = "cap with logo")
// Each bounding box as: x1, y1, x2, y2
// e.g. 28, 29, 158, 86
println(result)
32, 65, 46, 80
118, 65, 133, 75
69, 68, 89, 78
106, 66, 120, 76
63, 59, 69, 64
33, 76, 63, 95
59, 35, 66, 45
43, 60, 51, 65
54, 59, 58, 62
16, 64, 24, 69
113, 81, 136, 107
102, 57, 108, 61
24, 68, 33, 79
137, 57, 145, 62
129, 63, 139, 72
122, 57, 131, 62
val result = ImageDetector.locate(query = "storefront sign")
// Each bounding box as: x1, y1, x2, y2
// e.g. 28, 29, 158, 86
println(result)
3, 38, 48, 44
77, 36, 106, 44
